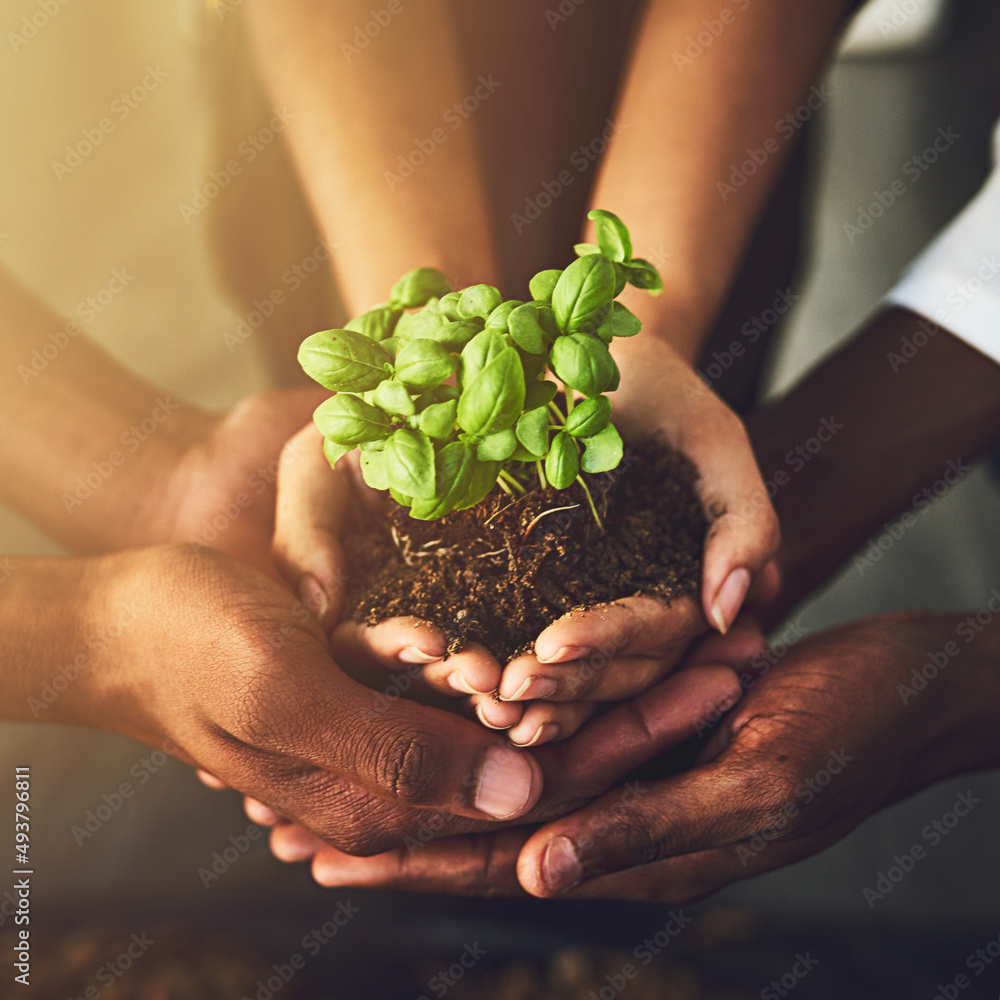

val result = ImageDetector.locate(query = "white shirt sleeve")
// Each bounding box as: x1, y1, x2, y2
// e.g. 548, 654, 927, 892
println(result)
885, 119, 1000, 365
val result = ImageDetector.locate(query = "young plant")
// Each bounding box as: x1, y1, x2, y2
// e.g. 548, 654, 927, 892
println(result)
297, 209, 663, 524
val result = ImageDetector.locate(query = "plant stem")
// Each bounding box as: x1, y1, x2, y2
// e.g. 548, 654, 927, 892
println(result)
498, 469, 526, 495
576, 474, 604, 531
547, 401, 566, 425
536, 459, 548, 490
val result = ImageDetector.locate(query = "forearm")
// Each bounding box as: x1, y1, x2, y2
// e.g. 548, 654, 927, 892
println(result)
590, 0, 853, 361
245, 0, 500, 313
749, 308, 1000, 620
0, 269, 204, 553
0, 555, 107, 726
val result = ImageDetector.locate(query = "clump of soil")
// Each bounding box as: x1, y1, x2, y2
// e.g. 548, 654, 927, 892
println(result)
343, 437, 707, 663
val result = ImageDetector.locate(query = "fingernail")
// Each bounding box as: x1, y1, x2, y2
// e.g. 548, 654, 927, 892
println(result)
541, 835, 581, 894
476, 702, 513, 731
710, 567, 751, 634
511, 722, 559, 747
298, 574, 329, 620
399, 645, 440, 664
448, 672, 494, 695
475, 746, 535, 819
536, 644, 591, 664
499, 675, 558, 701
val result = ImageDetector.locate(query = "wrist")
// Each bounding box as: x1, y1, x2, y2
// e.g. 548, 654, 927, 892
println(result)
0, 555, 113, 727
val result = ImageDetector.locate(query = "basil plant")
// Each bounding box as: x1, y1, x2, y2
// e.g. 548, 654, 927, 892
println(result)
297, 210, 662, 523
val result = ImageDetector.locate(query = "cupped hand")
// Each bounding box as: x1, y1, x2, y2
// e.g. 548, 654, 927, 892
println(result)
287, 611, 1000, 900
86, 544, 554, 853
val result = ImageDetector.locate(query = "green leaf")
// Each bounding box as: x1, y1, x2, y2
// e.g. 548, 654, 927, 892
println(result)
298, 330, 393, 392
394, 339, 458, 390
460, 329, 510, 384
395, 307, 447, 342
528, 269, 562, 302
313, 394, 392, 444
408, 442, 475, 519
519, 350, 547, 383
564, 395, 611, 438
437, 291, 462, 321
484, 299, 524, 331
476, 427, 517, 461
419, 399, 458, 439
431, 383, 461, 402
459, 456, 501, 510
622, 257, 663, 295
389, 267, 452, 308
580, 423, 623, 473
509, 442, 539, 462
588, 209, 632, 263
574, 243, 600, 256
384, 427, 436, 499
432, 320, 482, 351
457, 284, 502, 320
344, 304, 403, 342
508, 303, 558, 355
545, 432, 579, 489
380, 336, 399, 359
595, 301, 642, 343
372, 379, 416, 416
359, 447, 389, 490
389, 487, 413, 507
457, 348, 526, 436
515, 406, 549, 457
524, 379, 558, 411
612, 262, 628, 298
551, 254, 616, 334
323, 438, 353, 470
550, 332, 618, 397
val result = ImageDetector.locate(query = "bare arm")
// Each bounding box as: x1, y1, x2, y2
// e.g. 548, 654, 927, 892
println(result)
245, 0, 501, 313
591, 0, 855, 362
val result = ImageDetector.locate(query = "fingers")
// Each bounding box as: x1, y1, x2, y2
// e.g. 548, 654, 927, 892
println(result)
682, 410, 780, 634
535, 663, 743, 809
272, 422, 354, 630
196, 768, 229, 791
532, 595, 704, 670
244, 795, 280, 827
517, 743, 785, 897
469, 695, 598, 745
271, 822, 327, 863
310, 830, 530, 896
222, 642, 546, 823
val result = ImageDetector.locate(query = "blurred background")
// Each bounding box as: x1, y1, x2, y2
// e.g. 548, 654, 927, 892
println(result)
1, 0, 998, 996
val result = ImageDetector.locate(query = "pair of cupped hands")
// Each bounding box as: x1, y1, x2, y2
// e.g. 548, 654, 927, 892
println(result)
113, 339, 953, 903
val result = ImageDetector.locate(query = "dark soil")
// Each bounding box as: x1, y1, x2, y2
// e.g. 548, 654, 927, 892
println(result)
343, 437, 707, 663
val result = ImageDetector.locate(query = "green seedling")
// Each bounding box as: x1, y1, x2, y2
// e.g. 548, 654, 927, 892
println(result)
298, 209, 662, 525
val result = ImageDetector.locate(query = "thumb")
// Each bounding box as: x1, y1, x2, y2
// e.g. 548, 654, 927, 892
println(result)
273, 421, 352, 629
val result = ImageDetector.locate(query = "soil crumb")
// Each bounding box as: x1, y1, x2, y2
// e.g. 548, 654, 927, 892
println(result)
343, 437, 707, 663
